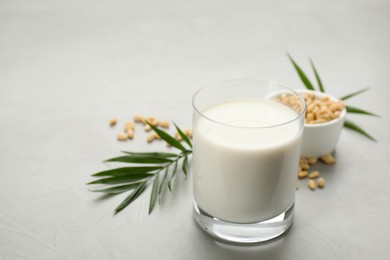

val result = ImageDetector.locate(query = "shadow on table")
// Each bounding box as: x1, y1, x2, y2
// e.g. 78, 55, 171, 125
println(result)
193, 219, 294, 259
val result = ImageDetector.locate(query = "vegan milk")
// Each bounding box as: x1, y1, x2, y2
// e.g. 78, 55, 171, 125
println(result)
193, 98, 302, 223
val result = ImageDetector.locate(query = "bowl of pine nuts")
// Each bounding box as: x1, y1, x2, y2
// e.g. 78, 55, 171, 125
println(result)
299, 90, 346, 158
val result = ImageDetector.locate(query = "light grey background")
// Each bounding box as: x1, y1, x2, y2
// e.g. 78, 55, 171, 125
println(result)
1, 0, 389, 259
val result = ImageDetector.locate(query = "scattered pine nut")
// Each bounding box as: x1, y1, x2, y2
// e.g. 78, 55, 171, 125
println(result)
184, 129, 193, 138
109, 118, 117, 126
146, 116, 156, 121
296, 154, 336, 191
308, 180, 316, 191
111, 116, 191, 150
298, 171, 309, 179
320, 154, 336, 164
146, 133, 155, 143
175, 132, 182, 141
307, 157, 318, 165
124, 121, 135, 131
145, 116, 159, 126
300, 158, 310, 170
134, 115, 143, 123
308, 171, 320, 179
144, 124, 152, 132
317, 178, 325, 188
150, 118, 159, 126
116, 133, 128, 141
159, 121, 170, 128
126, 129, 134, 139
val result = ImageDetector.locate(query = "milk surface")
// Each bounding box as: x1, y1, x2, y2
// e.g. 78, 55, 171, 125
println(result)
193, 98, 302, 223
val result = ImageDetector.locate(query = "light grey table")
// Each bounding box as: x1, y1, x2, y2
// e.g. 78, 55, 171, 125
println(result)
1, 0, 389, 259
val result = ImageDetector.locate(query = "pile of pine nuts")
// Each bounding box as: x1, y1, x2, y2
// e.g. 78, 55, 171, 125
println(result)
275, 92, 344, 124
108, 115, 192, 144
302, 93, 344, 124
297, 154, 336, 191
274, 94, 302, 113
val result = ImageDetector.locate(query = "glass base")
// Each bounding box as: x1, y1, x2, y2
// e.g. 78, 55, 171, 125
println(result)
193, 201, 294, 244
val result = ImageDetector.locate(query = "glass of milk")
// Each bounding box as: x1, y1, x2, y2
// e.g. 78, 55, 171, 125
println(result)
192, 79, 306, 243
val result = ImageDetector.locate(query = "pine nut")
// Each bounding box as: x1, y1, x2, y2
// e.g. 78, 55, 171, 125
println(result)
307, 157, 318, 165
150, 118, 159, 126
126, 129, 134, 139
124, 121, 135, 131
308, 171, 320, 179
144, 124, 151, 132
133, 115, 143, 123
146, 133, 155, 143
300, 158, 310, 170
184, 129, 193, 138
328, 103, 339, 111
301, 164, 310, 170
321, 96, 329, 102
312, 106, 320, 114
109, 118, 117, 126
175, 133, 182, 141
308, 180, 316, 190
333, 111, 340, 118
159, 121, 170, 128
116, 133, 128, 141
317, 177, 325, 188
306, 113, 315, 121
320, 154, 336, 164
144, 116, 156, 124
298, 171, 309, 179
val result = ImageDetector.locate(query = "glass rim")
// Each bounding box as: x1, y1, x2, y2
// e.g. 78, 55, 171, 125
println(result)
192, 78, 307, 129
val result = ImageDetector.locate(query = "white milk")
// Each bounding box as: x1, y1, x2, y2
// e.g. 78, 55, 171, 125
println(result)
193, 98, 302, 224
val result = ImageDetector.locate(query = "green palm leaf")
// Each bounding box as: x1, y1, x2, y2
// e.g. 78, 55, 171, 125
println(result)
168, 160, 178, 192
174, 123, 192, 148
158, 167, 169, 204
287, 53, 316, 90
121, 151, 177, 158
90, 123, 193, 215
149, 174, 160, 214
346, 106, 379, 117
147, 123, 187, 151
87, 173, 154, 185
182, 156, 189, 177
90, 183, 142, 194
309, 58, 325, 92
105, 156, 172, 164
340, 87, 370, 100
344, 119, 376, 142
114, 182, 147, 215
92, 166, 162, 177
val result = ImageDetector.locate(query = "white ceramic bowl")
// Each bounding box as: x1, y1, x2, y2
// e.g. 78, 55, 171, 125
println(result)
299, 90, 346, 158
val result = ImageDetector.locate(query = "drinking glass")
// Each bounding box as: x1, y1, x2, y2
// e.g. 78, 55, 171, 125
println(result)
192, 79, 305, 243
